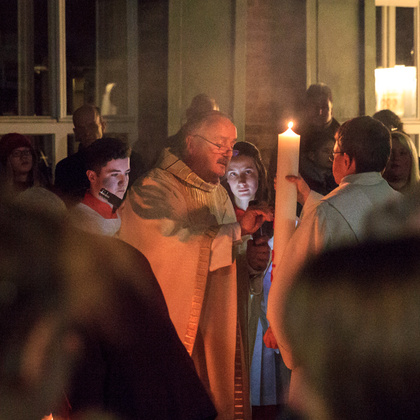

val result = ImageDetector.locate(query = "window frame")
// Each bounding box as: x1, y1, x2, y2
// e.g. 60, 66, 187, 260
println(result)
0, 0, 138, 174
376, 0, 420, 146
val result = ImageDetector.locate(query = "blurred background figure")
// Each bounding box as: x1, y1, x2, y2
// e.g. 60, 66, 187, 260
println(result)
382, 131, 419, 194
184, 93, 219, 123
224, 141, 290, 420
0, 132, 50, 196
72, 104, 107, 147
296, 83, 340, 152
283, 236, 420, 420
164, 93, 220, 150
54, 105, 106, 204
299, 131, 337, 197
372, 109, 404, 132
0, 199, 216, 420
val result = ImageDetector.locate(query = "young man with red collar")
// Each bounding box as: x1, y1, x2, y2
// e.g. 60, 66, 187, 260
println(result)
70, 137, 130, 236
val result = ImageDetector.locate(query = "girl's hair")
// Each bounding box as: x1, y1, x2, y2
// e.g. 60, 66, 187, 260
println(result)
224, 141, 270, 204
373, 109, 404, 132
390, 131, 420, 192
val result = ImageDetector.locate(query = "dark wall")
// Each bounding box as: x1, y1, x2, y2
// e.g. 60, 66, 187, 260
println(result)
136, 0, 169, 169
245, 0, 307, 167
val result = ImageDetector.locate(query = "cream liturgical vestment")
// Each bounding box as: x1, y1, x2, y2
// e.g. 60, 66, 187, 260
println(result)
119, 149, 251, 420
267, 172, 400, 407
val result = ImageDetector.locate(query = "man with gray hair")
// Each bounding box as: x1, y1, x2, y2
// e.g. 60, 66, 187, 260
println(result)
119, 110, 272, 420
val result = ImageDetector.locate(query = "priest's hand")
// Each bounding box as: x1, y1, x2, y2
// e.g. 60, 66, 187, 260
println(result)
247, 236, 271, 272
285, 174, 311, 205
239, 204, 273, 236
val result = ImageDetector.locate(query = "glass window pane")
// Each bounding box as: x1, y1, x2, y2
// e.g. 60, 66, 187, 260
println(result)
0, 0, 49, 116
65, 0, 96, 114
0, 2, 18, 115
376, 7, 383, 68
375, 6, 417, 119
66, 0, 128, 116
396, 7, 414, 66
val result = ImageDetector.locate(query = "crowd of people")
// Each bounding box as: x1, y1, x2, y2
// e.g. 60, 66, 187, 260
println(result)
1, 87, 420, 420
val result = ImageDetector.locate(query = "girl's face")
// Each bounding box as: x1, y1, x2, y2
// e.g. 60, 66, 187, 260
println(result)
384, 137, 412, 182
226, 155, 259, 205
9, 147, 33, 175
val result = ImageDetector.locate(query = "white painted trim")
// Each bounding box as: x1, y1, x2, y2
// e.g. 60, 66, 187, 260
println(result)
376, 0, 419, 7
0, 0, 139, 166
57, 0, 67, 119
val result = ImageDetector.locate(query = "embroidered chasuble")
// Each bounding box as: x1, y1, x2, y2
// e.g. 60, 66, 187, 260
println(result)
119, 149, 251, 419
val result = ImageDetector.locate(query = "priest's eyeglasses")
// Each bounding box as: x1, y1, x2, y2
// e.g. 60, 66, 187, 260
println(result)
192, 134, 239, 156
329, 151, 345, 162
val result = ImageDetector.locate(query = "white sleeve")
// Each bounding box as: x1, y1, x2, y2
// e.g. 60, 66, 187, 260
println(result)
267, 203, 327, 368
209, 222, 242, 271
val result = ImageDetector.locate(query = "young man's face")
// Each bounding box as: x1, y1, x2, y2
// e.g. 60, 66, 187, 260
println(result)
89, 158, 130, 201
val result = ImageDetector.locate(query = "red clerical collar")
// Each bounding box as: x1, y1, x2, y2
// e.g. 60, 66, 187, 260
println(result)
82, 191, 118, 219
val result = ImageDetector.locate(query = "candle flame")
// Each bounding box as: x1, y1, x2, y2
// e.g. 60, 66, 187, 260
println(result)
288, 121, 293, 129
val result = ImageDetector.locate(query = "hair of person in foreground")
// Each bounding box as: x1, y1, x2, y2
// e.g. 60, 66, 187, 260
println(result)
283, 236, 420, 420
0, 198, 215, 419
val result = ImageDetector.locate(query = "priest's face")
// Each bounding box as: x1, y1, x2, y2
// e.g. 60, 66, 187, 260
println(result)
186, 116, 237, 184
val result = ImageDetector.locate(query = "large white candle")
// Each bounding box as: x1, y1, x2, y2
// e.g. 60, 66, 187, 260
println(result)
272, 122, 300, 283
